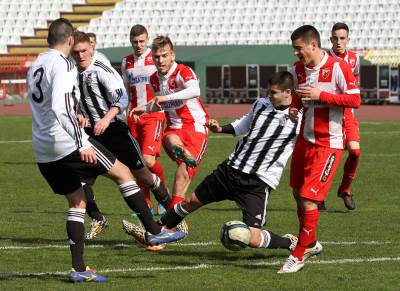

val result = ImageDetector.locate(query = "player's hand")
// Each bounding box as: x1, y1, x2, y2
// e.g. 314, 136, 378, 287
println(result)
154, 96, 168, 108
207, 119, 222, 133
295, 84, 321, 101
289, 108, 299, 122
80, 147, 97, 164
77, 113, 88, 128
94, 117, 111, 136
130, 105, 146, 119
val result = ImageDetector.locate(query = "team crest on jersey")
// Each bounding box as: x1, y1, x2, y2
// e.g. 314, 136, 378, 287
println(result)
350, 59, 355, 67
321, 153, 336, 182
297, 72, 306, 83
321, 69, 331, 79
279, 114, 289, 126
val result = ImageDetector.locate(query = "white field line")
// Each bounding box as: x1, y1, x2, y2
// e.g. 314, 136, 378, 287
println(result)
1, 130, 400, 144
0, 240, 393, 251
1, 257, 400, 278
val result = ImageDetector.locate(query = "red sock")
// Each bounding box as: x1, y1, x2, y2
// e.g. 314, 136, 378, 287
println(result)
292, 209, 319, 260
137, 181, 152, 208
149, 160, 166, 186
340, 148, 361, 193
169, 195, 185, 209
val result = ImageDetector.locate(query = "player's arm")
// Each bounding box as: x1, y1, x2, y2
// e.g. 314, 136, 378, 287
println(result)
94, 71, 129, 135
51, 65, 95, 162
207, 119, 235, 134
155, 79, 200, 107
120, 57, 132, 110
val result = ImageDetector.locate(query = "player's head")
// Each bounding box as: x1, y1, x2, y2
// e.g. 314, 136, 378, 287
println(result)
152, 35, 175, 75
291, 25, 322, 66
87, 32, 97, 50
130, 24, 149, 57
268, 71, 293, 107
71, 31, 94, 70
330, 22, 350, 55
47, 18, 74, 50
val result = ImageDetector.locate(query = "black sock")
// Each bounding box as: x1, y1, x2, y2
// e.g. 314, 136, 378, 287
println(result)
160, 202, 189, 228
67, 208, 86, 272
119, 181, 161, 234
150, 175, 171, 209
260, 230, 291, 250
83, 184, 103, 221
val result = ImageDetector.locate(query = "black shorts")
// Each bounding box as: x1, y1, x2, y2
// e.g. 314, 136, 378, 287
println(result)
195, 160, 272, 228
85, 120, 145, 170
37, 138, 116, 195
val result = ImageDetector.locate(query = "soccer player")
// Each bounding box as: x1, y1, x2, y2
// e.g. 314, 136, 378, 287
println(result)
71, 31, 173, 242
278, 25, 361, 273
86, 32, 110, 65
27, 18, 185, 283
325, 22, 361, 210
130, 36, 209, 213
124, 71, 299, 252
121, 25, 166, 215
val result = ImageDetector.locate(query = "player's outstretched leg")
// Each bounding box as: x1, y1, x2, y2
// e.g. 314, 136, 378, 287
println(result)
83, 184, 109, 240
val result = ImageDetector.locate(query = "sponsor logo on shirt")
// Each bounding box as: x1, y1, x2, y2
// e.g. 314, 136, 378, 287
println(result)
321, 153, 336, 182
129, 74, 150, 85
163, 99, 184, 109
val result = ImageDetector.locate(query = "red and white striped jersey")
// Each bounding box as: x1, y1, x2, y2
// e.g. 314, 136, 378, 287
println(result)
327, 49, 360, 81
121, 48, 157, 108
290, 52, 361, 149
150, 62, 209, 134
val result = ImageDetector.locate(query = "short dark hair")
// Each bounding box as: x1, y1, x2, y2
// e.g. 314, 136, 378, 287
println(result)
268, 71, 294, 91
73, 30, 90, 45
47, 18, 74, 47
290, 25, 321, 48
129, 24, 148, 38
152, 35, 174, 51
331, 22, 349, 34
86, 32, 96, 40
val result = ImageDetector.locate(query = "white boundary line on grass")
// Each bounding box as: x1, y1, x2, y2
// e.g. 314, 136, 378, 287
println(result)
2, 257, 400, 277
0, 240, 393, 251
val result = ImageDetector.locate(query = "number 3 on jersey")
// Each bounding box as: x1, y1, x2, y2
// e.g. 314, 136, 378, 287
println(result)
31, 67, 44, 103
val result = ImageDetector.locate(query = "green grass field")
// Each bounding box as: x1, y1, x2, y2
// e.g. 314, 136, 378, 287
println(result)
0, 116, 399, 290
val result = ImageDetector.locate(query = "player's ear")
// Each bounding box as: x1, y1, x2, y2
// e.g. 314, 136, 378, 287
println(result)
171, 51, 176, 62
329, 36, 333, 44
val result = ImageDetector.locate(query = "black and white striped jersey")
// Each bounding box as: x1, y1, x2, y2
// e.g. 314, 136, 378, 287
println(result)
227, 97, 300, 189
28, 49, 90, 163
78, 55, 128, 128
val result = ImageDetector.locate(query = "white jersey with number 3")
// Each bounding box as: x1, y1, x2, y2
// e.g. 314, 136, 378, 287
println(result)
28, 49, 90, 163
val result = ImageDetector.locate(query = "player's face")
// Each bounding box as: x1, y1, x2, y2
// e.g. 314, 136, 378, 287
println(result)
72, 41, 94, 70
292, 38, 317, 66
269, 85, 291, 107
130, 33, 148, 56
330, 29, 349, 54
89, 37, 96, 49
153, 45, 175, 75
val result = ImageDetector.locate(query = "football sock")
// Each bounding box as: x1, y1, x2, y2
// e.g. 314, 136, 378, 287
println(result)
137, 180, 152, 208
160, 202, 188, 228
292, 209, 319, 260
82, 184, 103, 221
258, 230, 292, 250
67, 208, 85, 272
149, 161, 166, 187
119, 181, 161, 235
340, 148, 360, 193
169, 195, 185, 209
150, 174, 171, 209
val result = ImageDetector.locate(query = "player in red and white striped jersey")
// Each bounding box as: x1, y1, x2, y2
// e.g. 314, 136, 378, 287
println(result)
279, 25, 361, 273
326, 22, 361, 210
131, 35, 209, 211
121, 25, 166, 214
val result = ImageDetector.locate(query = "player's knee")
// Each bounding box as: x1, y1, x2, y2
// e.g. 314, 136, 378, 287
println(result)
348, 148, 361, 159
143, 154, 156, 168
107, 160, 133, 183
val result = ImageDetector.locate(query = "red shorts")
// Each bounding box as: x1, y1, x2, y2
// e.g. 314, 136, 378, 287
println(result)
343, 108, 360, 143
127, 112, 165, 157
290, 138, 343, 202
163, 128, 208, 179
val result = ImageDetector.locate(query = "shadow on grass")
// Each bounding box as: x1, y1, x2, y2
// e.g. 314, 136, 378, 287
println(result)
3, 161, 35, 165
0, 272, 153, 282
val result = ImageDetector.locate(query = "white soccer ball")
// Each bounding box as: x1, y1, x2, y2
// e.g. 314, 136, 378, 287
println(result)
220, 220, 251, 251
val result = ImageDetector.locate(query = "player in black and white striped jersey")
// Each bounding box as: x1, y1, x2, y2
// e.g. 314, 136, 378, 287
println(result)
27, 19, 185, 282
124, 71, 300, 251
71, 31, 173, 243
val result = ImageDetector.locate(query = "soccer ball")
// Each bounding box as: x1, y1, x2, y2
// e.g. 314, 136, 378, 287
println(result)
220, 221, 251, 251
